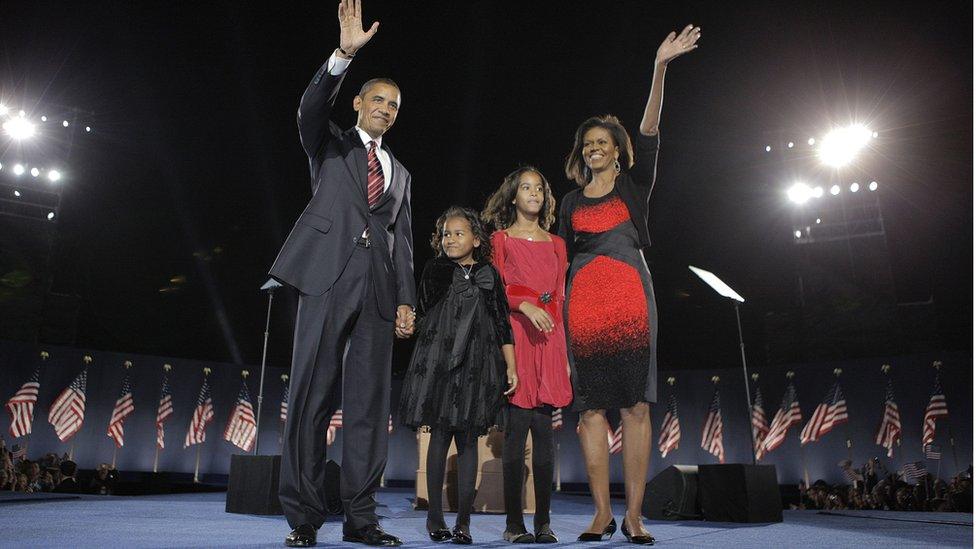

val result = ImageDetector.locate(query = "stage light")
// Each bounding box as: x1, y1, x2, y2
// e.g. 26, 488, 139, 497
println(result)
30, 167, 40, 177
765, 145, 771, 152
13, 190, 21, 197
3, 116, 36, 140
13, 164, 25, 176
788, 141, 795, 148
787, 182, 813, 204
830, 185, 840, 195
850, 182, 860, 192
0, 104, 7, 115
41, 115, 47, 122
47, 212, 55, 221
85, 126, 91, 132
48, 170, 61, 182
818, 124, 873, 167
18, 110, 25, 117
812, 186, 824, 198
872, 131, 878, 138
62, 120, 69, 127
816, 218, 822, 224
808, 137, 816, 145
0, 162, 3, 170
869, 181, 878, 191
794, 230, 802, 238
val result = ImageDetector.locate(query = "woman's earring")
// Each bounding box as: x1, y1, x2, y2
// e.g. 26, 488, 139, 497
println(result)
614, 159, 621, 173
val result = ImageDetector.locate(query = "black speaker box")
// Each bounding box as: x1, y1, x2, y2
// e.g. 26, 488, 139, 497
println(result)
642, 465, 701, 520
225, 454, 283, 515
698, 464, 782, 523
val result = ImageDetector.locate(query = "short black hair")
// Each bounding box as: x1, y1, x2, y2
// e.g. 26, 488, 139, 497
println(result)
359, 77, 400, 98
60, 460, 77, 477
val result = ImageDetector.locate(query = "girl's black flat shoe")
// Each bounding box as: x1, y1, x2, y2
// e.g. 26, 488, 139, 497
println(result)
428, 528, 452, 542
451, 525, 473, 545
577, 518, 616, 542
621, 521, 656, 545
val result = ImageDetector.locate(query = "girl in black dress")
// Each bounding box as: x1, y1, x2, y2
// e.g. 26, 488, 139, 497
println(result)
399, 206, 518, 545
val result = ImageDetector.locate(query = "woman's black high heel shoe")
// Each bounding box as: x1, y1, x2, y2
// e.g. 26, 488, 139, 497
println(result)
427, 519, 452, 542
577, 518, 616, 542
621, 520, 656, 545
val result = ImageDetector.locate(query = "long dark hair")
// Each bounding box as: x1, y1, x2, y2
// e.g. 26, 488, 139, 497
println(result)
564, 115, 635, 187
430, 205, 493, 263
481, 166, 556, 231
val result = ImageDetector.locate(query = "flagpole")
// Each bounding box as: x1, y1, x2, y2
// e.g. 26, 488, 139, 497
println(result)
154, 364, 171, 474
194, 444, 202, 483
112, 445, 118, 469
788, 371, 809, 488
25, 350, 50, 459
932, 361, 960, 475
835, 368, 853, 462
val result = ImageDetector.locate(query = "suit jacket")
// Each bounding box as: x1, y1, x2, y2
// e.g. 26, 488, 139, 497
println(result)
557, 133, 660, 258
270, 61, 416, 319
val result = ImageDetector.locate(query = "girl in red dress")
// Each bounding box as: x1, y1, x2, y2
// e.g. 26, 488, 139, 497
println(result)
483, 167, 572, 544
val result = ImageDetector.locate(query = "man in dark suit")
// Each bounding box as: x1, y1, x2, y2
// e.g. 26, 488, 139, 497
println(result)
270, 1, 415, 546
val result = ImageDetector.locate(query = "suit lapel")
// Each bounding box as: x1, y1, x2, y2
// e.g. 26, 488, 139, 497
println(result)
339, 128, 368, 202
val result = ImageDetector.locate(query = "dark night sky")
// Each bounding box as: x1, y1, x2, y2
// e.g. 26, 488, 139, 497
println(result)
0, 1, 971, 373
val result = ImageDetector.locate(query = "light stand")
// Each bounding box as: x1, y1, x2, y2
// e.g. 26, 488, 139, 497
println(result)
253, 278, 281, 455
688, 266, 755, 465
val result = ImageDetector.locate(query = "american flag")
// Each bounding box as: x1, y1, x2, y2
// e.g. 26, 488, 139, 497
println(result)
552, 408, 564, 430
751, 386, 769, 461
762, 380, 801, 455
842, 467, 864, 484
279, 380, 289, 424
326, 425, 337, 446
5, 369, 40, 438
223, 378, 257, 452
11, 443, 26, 460
658, 391, 681, 458
107, 374, 135, 448
47, 369, 88, 442
184, 376, 214, 448
608, 424, 623, 454
800, 380, 848, 445
156, 372, 174, 449
924, 444, 942, 460
901, 461, 927, 482
874, 377, 901, 458
921, 372, 948, 448
329, 409, 343, 429
700, 385, 724, 463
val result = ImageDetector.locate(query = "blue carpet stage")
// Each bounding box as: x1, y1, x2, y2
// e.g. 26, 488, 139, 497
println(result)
0, 489, 970, 548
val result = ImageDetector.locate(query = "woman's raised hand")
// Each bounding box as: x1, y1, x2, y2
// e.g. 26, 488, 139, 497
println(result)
656, 24, 701, 65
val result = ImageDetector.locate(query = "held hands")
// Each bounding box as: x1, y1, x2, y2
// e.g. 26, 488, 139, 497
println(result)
656, 24, 701, 65
519, 301, 555, 334
337, 0, 379, 57
394, 305, 415, 339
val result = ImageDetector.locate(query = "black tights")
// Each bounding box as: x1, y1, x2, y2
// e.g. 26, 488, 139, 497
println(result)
503, 405, 555, 532
427, 428, 479, 529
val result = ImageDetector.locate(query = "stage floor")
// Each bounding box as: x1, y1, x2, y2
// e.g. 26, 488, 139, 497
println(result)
0, 488, 970, 547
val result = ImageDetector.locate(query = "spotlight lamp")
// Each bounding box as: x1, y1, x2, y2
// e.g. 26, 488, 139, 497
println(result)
830, 185, 841, 196
869, 181, 878, 191
48, 170, 62, 182
30, 167, 40, 177
818, 124, 873, 167
787, 182, 813, 204
850, 182, 860, 193
13, 163, 25, 176
765, 145, 772, 152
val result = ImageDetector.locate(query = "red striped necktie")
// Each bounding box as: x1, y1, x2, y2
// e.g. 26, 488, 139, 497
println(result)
366, 141, 385, 208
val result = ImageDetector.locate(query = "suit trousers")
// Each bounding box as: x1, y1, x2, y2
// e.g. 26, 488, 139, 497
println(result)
279, 244, 394, 531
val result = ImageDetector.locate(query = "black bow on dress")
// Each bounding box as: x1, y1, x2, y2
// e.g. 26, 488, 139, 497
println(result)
450, 266, 494, 368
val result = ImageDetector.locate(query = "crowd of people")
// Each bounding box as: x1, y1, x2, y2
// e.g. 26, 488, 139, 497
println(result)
0, 440, 119, 495
791, 458, 972, 512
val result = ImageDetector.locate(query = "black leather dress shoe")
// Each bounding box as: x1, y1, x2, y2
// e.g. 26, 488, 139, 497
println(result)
342, 524, 402, 546
577, 518, 616, 542
621, 521, 655, 545
502, 528, 535, 543
427, 519, 452, 543
285, 524, 317, 547
451, 524, 473, 545
535, 524, 558, 544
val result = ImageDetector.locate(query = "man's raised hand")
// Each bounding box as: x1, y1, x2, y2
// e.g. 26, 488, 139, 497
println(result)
338, 0, 379, 57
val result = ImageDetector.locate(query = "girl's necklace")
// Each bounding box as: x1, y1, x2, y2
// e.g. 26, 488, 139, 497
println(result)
460, 263, 475, 280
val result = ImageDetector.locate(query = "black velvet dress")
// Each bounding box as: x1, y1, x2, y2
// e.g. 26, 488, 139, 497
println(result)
399, 258, 514, 439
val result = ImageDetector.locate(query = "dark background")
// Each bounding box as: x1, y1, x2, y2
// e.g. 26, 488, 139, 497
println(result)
0, 1, 971, 374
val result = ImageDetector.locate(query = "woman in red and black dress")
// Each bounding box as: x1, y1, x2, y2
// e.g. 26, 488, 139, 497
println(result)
558, 26, 700, 544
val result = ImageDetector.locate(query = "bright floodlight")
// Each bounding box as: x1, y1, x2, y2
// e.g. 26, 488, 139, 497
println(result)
808, 137, 816, 145
62, 120, 69, 127
869, 181, 878, 191
812, 186, 824, 198
794, 230, 802, 238
3, 116, 36, 140
0, 104, 8, 115
30, 167, 39, 177
0, 162, 3, 170
818, 124, 873, 167
85, 126, 91, 132
48, 170, 61, 182
13, 190, 21, 197
41, 115, 47, 122
12, 164, 25, 176
688, 265, 745, 303
850, 182, 860, 192
47, 212, 55, 221
787, 182, 813, 204
788, 141, 795, 148
830, 185, 841, 195
764, 145, 771, 152
872, 131, 878, 138
816, 218, 822, 224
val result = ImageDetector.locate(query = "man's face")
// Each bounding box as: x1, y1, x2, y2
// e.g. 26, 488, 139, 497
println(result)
353, 83, 400, 139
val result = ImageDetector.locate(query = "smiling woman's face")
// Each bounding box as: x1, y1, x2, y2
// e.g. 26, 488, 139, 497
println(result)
582, 126, 619, 172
